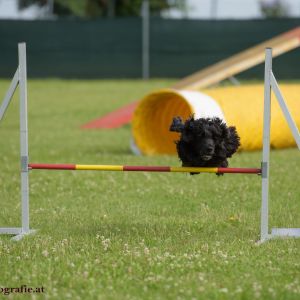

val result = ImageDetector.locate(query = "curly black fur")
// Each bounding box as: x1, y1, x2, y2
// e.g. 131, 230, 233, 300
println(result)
170, 116, 240, 175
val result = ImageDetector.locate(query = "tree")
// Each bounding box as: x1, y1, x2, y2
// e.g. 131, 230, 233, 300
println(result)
19, 0, 186, 18
260, 0, 289, 18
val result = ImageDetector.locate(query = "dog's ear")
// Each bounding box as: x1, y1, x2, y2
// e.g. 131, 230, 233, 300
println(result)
224, 126, 240, 157
169, 116, 184, 133
181, 116, 196, 142
209, 118, 225, 137
185, 115, 196, 130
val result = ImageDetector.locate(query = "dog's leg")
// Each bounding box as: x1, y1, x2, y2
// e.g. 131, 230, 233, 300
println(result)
216, 160, 228, 176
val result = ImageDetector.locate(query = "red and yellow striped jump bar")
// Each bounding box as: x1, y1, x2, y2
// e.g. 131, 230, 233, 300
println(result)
28, 164, 261, 174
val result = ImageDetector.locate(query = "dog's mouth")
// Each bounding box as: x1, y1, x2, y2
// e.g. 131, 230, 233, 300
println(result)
201, 155, 212, 161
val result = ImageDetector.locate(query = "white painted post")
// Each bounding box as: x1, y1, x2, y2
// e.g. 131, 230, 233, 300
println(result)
18, 43, 30, 238
0, 43, 35, 240
261, 48, 272, 242
0, 69, 19, 121
270, 73, 300, 150
260, 48, 300, 241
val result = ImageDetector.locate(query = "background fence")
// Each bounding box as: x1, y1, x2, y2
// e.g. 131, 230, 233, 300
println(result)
0, 18, 300, 79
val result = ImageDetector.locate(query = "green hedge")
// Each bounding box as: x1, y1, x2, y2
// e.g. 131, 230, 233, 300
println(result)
0, 18, 300, 78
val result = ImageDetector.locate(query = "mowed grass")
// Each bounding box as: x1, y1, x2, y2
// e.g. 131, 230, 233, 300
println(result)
0, 79, 299, 300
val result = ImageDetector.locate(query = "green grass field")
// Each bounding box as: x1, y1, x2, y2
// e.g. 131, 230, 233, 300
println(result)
0, 79, 299, 300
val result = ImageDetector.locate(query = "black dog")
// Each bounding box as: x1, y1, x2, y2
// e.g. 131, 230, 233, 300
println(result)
170, 116, 240, 175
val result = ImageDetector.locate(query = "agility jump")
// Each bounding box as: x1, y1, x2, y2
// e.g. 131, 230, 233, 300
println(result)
28, 163, 261, 174
0, 43, 299, 242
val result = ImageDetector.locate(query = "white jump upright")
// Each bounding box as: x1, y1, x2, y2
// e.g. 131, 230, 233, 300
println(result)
260, 48, 300, 242
0, 43, 35, 241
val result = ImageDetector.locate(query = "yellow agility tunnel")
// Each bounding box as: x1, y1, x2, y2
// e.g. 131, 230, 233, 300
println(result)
131, 84, 300, 155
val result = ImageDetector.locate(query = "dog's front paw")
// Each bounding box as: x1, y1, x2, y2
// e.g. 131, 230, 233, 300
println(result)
190, 172, 200, 175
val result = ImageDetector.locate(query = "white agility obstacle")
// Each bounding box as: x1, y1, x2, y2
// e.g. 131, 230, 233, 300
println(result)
0, 43, 299, 242
261, 48, 300, 242
0, 43, 35, 240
